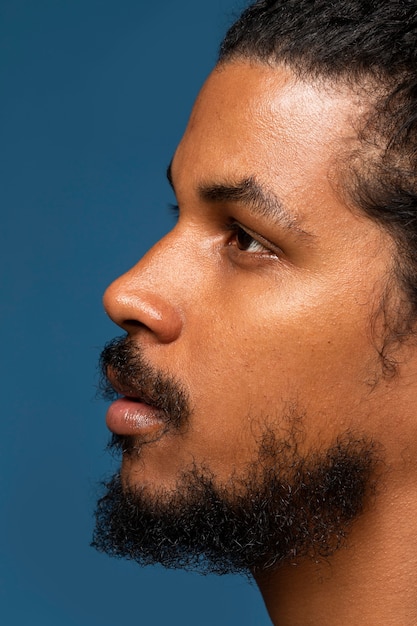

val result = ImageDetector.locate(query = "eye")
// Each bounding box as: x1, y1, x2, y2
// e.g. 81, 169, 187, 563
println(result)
235, 225, 262, 252
229, 223, 276, 255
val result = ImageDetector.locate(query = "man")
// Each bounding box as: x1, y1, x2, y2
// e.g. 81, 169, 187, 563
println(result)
92, 1, 417, 624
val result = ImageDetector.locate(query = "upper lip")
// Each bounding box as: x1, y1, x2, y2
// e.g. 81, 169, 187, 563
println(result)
121, 394, 151, 405
106, 368, 160, 410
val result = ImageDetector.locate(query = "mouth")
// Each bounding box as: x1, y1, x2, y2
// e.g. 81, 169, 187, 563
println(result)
101, 354, 190, 440
106, 395, 169, 439
104, 369, 170, 439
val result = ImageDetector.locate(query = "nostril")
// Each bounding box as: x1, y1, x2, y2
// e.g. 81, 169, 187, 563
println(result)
124, 319, 147, 327
121, 319, 152, 332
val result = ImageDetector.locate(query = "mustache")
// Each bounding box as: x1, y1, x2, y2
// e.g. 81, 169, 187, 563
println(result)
99, 336, 191, 431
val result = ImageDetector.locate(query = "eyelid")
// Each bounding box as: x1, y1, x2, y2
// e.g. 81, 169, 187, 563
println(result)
166, 204, 281, 257
228, 221, 281, 256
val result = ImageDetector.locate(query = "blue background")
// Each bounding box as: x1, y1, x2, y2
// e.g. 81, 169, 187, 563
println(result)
1, 0, 272, 624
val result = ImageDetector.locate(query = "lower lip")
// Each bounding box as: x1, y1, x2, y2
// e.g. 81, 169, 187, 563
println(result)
106, 398, 167, 436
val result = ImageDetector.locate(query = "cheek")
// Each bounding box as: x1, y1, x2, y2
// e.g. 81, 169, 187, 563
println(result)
125, 291, 381, 489
179, 279, 381, 441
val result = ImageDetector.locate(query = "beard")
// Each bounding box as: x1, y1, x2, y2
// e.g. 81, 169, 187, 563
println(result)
92, 336, 381, 576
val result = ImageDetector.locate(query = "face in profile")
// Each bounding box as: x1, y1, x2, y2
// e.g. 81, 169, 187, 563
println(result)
93, 60, 400, 574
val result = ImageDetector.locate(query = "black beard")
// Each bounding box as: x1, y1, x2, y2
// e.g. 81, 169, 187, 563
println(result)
92, 430, 381, 576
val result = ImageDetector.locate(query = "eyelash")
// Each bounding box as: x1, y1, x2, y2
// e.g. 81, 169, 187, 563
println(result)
227, 222, 277, 256
168, 204, 277, 257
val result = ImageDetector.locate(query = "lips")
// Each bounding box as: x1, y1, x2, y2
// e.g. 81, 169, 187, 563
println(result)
106, 396, 168, 438
99, 338, 190, 438
104, 368, 169, 438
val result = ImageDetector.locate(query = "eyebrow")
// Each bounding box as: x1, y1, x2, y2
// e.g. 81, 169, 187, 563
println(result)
166, 162, 312, 239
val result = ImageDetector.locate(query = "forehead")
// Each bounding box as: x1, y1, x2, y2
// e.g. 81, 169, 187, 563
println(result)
172, 61, 363, 225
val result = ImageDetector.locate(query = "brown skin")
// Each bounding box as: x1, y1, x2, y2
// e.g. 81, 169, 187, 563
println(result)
103, 61, 417, 625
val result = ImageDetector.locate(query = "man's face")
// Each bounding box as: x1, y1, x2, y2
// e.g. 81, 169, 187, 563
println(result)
94, 61, 401, 571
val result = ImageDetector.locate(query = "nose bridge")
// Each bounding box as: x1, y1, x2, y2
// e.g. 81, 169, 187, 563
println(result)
103, 230, 186, 342
124, 232, 174, 287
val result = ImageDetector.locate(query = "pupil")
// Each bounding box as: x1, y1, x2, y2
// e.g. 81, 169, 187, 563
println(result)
237, 227, 253, 250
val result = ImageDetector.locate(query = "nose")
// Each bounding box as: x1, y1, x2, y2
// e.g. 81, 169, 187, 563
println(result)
103, 235, 184, 344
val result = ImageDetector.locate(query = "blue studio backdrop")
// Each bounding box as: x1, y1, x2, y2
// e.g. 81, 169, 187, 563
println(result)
0, 0, 271, 624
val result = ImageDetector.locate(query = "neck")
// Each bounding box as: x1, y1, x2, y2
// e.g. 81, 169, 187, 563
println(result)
254, 479, 417, 626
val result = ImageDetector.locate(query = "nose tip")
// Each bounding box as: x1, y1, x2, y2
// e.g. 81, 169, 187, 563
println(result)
103, 276, 183, 344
